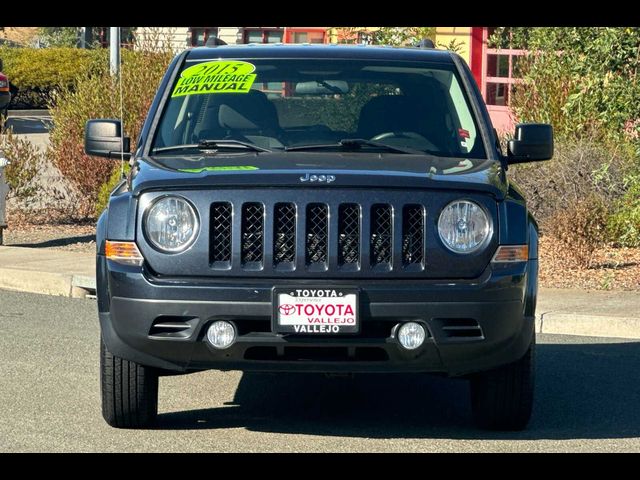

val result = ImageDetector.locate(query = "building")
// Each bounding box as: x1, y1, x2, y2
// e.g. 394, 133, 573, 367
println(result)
134, 27, 332, 50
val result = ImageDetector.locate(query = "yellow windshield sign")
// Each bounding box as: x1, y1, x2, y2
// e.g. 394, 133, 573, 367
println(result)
171, 60, 257, 97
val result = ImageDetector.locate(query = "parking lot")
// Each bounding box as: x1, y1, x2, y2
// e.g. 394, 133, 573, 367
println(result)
2, 288, 640, 452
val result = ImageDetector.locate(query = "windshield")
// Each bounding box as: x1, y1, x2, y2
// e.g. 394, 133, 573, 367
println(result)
151, 58, 486, 159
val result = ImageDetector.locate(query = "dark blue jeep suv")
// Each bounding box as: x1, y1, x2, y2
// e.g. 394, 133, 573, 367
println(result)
85, 44, 553, 430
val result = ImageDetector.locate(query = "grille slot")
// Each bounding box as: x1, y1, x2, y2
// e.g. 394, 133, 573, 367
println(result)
210, 202, 232, 267
439, 318, 484, 339
306, 204, 328, 266
338, 204, 360, 266
274, 203, 296, 266
241, 203, 264, 266
402, 205, 425, 267
149, 316, 197, 338
370, 204, 393, 267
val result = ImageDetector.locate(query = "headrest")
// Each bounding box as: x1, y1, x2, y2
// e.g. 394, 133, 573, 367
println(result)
357, 95, 425, 138
217, 90, 279, 131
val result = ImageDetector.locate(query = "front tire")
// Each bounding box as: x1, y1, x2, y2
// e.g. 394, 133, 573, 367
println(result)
100, 335, 158, 428
470, 338, 535, 431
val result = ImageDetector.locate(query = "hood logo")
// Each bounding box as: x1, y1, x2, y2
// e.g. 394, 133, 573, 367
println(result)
300, 173, 336, 183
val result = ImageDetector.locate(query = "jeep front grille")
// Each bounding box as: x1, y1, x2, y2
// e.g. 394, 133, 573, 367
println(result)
371, 204, 393, 268
338, 204, 360, 266
208, 199, 428, 275
402, 205, 425, 266
274, 203, 296, 266
241, 203, 264, 267
306, 204, 328, 267
210, 202, 232, 267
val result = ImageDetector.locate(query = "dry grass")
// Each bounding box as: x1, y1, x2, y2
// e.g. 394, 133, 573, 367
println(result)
539, 235, 640, 290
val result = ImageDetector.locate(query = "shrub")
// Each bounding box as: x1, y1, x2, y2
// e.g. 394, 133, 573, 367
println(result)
0, 46, 105, 108
47, 48, 173, 219
0, 126, 42, 200
508, 137, 630, 233
607, 174, 640, 247
546, 195, 610, 268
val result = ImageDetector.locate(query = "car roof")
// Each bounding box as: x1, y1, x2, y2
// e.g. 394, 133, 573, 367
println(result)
185, 43, 455, 63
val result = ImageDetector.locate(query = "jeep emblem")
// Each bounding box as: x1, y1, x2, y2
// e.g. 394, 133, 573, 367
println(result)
299, 173, 336, 183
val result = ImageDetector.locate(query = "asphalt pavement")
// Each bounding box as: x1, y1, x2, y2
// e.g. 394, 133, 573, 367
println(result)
4, 110, 52, 135
1, 288, 640, 452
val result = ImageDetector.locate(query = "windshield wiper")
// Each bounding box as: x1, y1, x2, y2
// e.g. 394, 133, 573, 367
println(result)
152, 139, 272, 154
285, 138, 424, 155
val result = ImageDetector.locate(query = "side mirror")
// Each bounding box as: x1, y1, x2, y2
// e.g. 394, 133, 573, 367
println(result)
507, 123, 553, 164
84, 119, 131, 159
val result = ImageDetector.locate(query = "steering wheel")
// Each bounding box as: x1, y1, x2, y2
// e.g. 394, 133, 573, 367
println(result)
370, 131, 428, 142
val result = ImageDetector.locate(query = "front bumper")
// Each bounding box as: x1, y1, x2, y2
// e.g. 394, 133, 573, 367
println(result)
98, 257, 536, 376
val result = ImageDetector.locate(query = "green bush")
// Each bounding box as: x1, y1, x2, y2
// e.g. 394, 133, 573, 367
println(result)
491, 27, 640, 152
0, 46, 106, 108
47, 48, 173, 219
493, 27, 640, 247
607, 175, 640, 247
0, 126, 42, 200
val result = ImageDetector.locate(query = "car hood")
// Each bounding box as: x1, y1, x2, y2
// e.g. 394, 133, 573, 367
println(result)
129, 152, 508, 199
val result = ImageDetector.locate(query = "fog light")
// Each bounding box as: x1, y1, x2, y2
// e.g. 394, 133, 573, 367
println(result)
206, 321, 236, 349
397, 322, 426, 350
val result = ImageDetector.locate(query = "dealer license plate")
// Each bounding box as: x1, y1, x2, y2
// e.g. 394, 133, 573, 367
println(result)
273, 287, 359, 334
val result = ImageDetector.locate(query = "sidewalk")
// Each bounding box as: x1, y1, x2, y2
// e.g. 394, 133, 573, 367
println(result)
536, 288, 640, 339
0, 246, 94, 298
1, 244, 639, 339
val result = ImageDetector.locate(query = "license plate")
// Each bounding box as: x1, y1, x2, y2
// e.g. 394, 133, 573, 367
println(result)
273, 287, 359, 334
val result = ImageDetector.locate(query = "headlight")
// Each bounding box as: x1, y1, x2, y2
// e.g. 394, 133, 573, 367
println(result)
438, 200, 492, 254
144, 195, 199, 252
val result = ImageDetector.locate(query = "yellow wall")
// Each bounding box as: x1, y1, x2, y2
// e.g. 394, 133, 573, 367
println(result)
435, 27, 472, 63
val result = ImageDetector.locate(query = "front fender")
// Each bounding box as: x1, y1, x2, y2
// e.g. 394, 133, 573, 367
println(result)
96, 210, 110, 313
524, 214, 539, 318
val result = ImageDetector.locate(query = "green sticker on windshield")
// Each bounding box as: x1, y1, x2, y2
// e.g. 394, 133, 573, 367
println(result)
179, 166, 259, 173
171, 61, 257, 97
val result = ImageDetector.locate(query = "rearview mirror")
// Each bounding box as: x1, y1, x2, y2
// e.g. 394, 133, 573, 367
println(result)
295, 80, 349, 95
507, 123, 553, 164
84, 119, 131, 159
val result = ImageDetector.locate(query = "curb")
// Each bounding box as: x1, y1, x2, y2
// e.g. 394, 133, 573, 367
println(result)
0, 267, 95, 299
535, 312, 640, 340
6, 109, 51, 118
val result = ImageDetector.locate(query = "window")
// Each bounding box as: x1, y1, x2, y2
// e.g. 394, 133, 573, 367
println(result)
290, 30, 325, 44
483, 27, 526, 107
190, 27, 219, 47
243, 28, 284, 44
